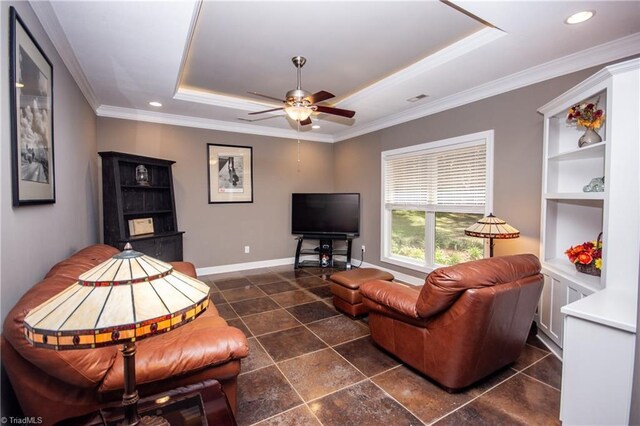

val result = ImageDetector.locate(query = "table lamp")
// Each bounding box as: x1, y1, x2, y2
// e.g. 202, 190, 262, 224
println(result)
464, 213, 520, 257
23, 243, 210, 425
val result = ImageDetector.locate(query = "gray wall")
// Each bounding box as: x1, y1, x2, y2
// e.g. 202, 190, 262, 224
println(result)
96, 118, 335, 268
0, 1, 99, 417
0, 2, 99, 321
334, 67, 603, 279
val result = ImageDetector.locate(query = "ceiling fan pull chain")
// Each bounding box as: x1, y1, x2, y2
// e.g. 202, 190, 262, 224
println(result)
297, 120, 301, 171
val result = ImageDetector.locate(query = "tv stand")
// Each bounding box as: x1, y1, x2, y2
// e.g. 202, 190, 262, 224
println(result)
294, 235, 353, 270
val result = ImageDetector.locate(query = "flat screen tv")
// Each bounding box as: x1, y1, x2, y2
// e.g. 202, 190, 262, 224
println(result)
291, 193, 360, 237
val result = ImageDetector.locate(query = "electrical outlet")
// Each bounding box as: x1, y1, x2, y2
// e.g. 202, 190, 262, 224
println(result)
361, 245, 366, 253
244, 246, 250, 254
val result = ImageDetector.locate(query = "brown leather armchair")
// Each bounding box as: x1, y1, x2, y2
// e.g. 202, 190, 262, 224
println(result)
360, 254, 543, 391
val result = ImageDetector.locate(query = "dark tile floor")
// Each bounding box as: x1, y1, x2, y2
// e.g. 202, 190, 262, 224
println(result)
201, 266, 562, 426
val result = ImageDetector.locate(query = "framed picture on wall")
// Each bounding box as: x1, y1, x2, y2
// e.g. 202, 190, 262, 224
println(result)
9, 7, 55, 206
207, 143, 253, 204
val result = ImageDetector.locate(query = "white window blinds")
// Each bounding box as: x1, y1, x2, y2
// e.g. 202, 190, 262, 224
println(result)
384, 142, 486, 209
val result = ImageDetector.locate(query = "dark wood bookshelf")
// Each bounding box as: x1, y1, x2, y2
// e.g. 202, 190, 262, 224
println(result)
99, 151, 184, 261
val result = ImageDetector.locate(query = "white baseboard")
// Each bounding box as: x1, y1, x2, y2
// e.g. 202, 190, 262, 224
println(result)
534, 330, 563, 361
196, 257, 424, 286
360, 261, 424, 286
196, 257, 295, 276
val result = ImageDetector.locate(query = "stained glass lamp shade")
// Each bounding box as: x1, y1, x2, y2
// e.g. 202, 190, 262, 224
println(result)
23, 244, 210, 425
464, 213, 520, 257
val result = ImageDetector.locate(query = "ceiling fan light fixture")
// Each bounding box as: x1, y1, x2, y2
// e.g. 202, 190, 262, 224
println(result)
285, 105, 313, 121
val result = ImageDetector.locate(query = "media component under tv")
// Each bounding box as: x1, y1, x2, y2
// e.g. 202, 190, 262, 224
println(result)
291, 193, 360, 237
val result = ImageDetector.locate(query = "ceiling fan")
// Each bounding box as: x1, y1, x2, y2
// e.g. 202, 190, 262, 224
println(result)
248, 56, 356, 126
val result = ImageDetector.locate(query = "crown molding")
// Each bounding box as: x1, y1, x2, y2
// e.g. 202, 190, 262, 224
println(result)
96, 105, 335, 143
338, 27, 505, 108
333, 32, 640, 142
539, 58, 640, 115
29, 0, 99, 110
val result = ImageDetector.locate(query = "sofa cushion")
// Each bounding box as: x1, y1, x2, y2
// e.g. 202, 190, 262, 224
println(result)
415, 254, 541, 318
100, 308, 249, 391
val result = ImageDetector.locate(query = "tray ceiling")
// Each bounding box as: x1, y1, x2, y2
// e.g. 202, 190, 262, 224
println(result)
35, 1, 640, 143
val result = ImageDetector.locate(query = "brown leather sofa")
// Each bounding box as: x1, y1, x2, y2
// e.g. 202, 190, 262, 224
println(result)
360, 254, 543, 391
1, 244, 249, 425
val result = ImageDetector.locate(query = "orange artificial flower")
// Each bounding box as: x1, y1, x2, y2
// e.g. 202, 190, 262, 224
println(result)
577, 252, 593, 265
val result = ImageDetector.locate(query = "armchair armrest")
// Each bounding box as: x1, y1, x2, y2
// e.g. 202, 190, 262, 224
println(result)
360, 280, 421, 319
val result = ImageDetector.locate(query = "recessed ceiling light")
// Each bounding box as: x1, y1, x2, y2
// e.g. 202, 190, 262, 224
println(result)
565, 10, 594, 25
149, 101, 162, 107
312, 125, 320, 129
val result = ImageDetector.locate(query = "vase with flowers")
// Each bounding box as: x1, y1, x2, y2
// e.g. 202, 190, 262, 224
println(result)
567, 98, 605, 147
565, 233, 603, 276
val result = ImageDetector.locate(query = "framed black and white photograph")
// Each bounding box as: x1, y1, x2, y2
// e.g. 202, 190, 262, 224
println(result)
9, 7, 55, 206
207, 143, 253, 203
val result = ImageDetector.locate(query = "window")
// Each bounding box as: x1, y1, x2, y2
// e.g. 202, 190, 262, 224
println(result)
381, 131, 493, 272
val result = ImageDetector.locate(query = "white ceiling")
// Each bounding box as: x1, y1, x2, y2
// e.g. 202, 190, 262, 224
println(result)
33, 1, 640, 143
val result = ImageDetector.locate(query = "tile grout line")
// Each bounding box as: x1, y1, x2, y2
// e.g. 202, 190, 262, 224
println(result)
263, 348, 326, 424
368, 363, 403, 380
304, 377, 371, 404
524, 341, 552, 354
243, 324, 323, 426
242, 267, 419, 424
219, 284, 333, 317
245, 323, 303, 339
247, 402, 308, 426
519, 370, 562, 392
246, 275, 373, 425
329, 331, 372, 348
258, 282, 332, 426
288, 299, 426, 425
301, 321, 371, 379
513, 352, 551, 372
426, 369, 523, 425
367, 379, 428, 425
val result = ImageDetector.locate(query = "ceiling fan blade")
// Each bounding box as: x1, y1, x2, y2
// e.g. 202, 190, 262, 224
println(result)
307, 90, 335, 104
299, 117, 312, 126
248, 91, 285, 103
314, 105, 356, 118
249, 107, 284, 115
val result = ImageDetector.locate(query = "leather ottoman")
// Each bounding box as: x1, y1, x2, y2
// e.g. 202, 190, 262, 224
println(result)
329, 268, 394, 317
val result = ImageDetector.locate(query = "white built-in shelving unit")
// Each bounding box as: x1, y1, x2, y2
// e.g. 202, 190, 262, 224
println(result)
538, 86, 608, 349
538, 58, 639, 425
